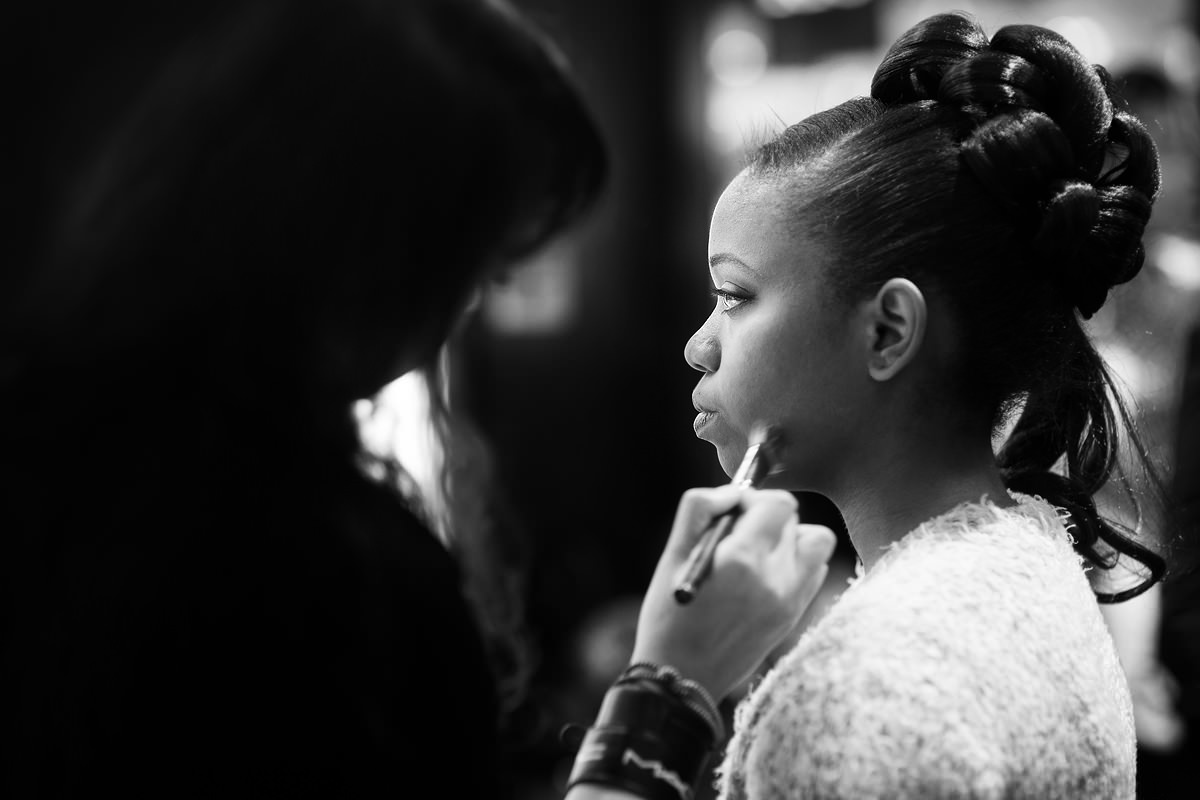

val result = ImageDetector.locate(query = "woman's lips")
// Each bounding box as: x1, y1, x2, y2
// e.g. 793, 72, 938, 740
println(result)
693, 410, 718, 436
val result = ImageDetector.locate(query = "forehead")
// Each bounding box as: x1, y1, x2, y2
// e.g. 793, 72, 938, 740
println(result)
708, 170, 825, 287
710, 171, 790, 238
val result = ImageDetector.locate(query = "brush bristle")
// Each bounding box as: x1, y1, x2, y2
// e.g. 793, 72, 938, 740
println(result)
748, 422, 784, 458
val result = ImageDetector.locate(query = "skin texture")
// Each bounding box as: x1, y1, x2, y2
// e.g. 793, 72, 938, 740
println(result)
687, 168, 1012, 571
685, 171, 871, 487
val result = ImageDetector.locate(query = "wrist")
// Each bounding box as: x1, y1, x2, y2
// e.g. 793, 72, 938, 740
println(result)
562, 662, 726, 800
618, 662, 724, 744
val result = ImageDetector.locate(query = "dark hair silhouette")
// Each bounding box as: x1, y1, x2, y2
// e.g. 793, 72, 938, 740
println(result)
0, 0, 605, 794
747, 11, 1170, 602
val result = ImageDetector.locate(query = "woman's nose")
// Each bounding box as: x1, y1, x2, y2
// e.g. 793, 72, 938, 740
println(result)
684, 318, 719, 374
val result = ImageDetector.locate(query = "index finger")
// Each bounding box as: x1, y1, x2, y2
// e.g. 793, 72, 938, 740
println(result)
721, 489, 800, 554
662, 485, 744, 559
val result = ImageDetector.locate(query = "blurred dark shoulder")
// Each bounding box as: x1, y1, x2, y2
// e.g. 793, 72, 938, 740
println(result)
0, 388, 504, 797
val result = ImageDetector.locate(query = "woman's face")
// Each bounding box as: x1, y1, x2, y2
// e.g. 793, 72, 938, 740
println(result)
684, 170, 870, 488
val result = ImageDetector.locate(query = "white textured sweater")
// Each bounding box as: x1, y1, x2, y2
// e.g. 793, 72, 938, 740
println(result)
715, 494, 1135, 799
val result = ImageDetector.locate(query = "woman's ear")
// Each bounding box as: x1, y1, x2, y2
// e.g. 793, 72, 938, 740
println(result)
865, 278, 926, 382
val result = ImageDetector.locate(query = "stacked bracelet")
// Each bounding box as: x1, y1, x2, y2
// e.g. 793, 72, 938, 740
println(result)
563, 662, 726, 800
617, 662, 725, 744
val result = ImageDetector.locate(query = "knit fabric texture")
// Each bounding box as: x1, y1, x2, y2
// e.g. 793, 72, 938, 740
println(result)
714, 493, 1136, 799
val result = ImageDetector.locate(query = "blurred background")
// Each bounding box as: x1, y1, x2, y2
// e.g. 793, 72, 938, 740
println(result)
358, 0, 1200, 797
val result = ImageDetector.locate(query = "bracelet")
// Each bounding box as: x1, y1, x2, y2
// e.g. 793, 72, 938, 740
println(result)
618, 661, 725, 743
564, 684, 717, 800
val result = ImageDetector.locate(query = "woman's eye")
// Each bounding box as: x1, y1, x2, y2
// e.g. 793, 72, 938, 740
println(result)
711, 287, 748, 312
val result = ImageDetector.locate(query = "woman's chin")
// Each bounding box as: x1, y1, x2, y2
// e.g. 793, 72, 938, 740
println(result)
714, 442, 745, 479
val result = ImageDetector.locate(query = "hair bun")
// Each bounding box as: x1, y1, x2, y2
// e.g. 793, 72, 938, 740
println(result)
989, 24, 1113, 175
1101, 110, 1162, 196
871, 12, 987, 103
960, 108, 1073, 210
1035, 180, 1099, 314
1066, 185, 1152, 317
870, 11, 1160, 320
1036, 179, 1099, 253
938, 51, 1048, 111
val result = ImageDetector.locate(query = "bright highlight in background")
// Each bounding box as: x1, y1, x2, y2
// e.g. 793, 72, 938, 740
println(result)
708, 28, 769, 87
757, 0, 872, 15
1045, 16, 1113, 65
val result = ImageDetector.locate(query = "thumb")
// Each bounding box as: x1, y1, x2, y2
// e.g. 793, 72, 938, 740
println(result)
793, 523, 838, 565
774, 522, 838, 633
771, 521, 837, 597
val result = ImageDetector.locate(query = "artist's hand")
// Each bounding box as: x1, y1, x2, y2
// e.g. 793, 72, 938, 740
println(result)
630, 486, 837, 701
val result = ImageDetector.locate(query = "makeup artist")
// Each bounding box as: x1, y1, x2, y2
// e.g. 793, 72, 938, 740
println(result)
0, 1, 837, 797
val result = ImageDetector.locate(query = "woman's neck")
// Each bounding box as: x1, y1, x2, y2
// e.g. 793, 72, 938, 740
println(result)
831, 427, 1012, 573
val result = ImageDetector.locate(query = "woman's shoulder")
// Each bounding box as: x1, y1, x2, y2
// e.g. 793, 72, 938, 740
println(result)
716, 494, 1136, 799
789, 494, 1098, 665
885, 490, 1080, 562
813, 493, 1112, 673
846, 492, 1090, 614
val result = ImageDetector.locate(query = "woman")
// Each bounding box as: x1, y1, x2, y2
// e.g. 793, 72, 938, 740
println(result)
0, 1, 836, 797
568, 10, 1185, 800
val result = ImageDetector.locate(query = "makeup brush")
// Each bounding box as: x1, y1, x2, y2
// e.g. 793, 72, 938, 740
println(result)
674, 422, 784, 604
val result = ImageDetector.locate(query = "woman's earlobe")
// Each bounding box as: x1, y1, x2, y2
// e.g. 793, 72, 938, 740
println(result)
867, 278, 927, 382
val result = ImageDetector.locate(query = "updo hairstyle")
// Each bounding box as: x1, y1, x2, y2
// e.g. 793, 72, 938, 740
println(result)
749, 11, 1167, 601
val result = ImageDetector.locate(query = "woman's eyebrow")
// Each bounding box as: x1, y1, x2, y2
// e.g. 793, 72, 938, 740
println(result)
708, 252, 759, 276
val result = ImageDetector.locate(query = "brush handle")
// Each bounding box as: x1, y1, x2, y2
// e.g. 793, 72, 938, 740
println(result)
673, 433, 778, 604
673, 510, 738, 604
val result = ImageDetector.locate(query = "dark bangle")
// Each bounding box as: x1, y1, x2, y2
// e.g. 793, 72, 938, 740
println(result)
564, 682, 718, 800
617, 662, 725, 743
